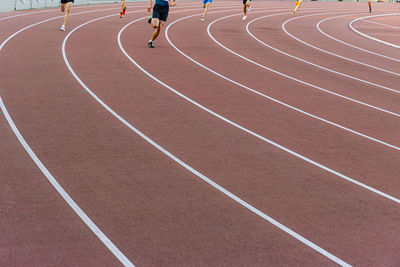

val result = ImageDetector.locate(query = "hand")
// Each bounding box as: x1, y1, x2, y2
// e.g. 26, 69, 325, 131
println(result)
170, 0, 176, 6
147, 6, 152, 12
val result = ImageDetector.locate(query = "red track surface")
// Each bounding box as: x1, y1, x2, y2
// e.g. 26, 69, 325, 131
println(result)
1, 1, 399, 266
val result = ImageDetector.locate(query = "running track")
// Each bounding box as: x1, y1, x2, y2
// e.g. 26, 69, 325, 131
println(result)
1, 1, 399, 266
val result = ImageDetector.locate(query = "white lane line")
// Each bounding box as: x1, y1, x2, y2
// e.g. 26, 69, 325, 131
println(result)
121, 11, 400, 203
205, 12, 400, 117
62, 10, 352, 266
164, 11, 400, 151
245, 11, 400, 94
283, 12, 400, 76
0, 7, 157, 267
317, 14, 400, 62
363, 19, 400, 30
0, 2, 126, 22
349, 13, 400, 49
0, 98, 135, 267
0, 5, 150, 51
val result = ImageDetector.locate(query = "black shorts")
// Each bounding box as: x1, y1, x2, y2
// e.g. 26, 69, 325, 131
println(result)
61, 0, 74, 3
152, 4, 169, 22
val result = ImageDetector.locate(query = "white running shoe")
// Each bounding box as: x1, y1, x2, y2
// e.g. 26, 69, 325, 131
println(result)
60, 25, 65, 31
242, 15, 247, 20
201, 17, 205, 22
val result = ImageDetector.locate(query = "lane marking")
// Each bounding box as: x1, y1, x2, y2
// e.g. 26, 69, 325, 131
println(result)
0, 3, 236, 266
125, 10, 400, 204
349, 13, 400, 49
283, 12, 400, 76
0, 6, 161, 266
205, 12, 400, 118
0, 2, 137, 22
364, 19, 400, 30
164, 10, 400, 151
316, 14, 400, 62
0, 97, 135, 267
245, 11, 400, 93
63, 9, 352, 266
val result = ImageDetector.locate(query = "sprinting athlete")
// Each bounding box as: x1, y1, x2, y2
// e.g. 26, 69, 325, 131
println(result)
60, 0, 74, 31
368, 0, 372, 13
120, 0, 127, 18
147, 0, 177, 48
242, 0, 252, 20
201, 0, 213, 22
292, 0, 302, 15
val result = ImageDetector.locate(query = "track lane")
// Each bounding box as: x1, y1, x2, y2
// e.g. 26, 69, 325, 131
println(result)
64, 5, 400, 264
283, 11, 400, 80
163, 8, 400, 192
1, 3, 342, 266
2, 1, 400, 263
317, 14, 400, 63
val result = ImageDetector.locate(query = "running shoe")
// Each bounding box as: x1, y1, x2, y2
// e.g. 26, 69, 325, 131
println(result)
60, 25, 65, 31
201, 17, 205, 22
122, 7, 126, 15
120, 12, 123, 18
242, 15, 247, 20
148, 16, 152, 24
369, 6, 372, 13
148, 40, 154, 48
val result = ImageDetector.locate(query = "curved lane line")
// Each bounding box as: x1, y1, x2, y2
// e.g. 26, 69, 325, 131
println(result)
0, 5, 150, 51
167, 11, 400, 200
0, 2, 125, 22
62, 8, 351, 266
206, 11, 400, 117
282, 12, 400, 77
349, 13, 400, 49
364, 19, 400, 30
317, 14, 400, 62
246, 11, 400, 94
164, 11, 400, 151
123, 11, 400, 202
0, 7, 152, 267
0, 98, 135, 267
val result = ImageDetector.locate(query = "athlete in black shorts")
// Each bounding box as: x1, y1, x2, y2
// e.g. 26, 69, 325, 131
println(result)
242, 0, 252, 20
60, 0, 74, 31
147, 0, 177, 48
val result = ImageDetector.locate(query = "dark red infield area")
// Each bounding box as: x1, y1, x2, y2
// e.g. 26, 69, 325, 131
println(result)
1, 1, 399, 266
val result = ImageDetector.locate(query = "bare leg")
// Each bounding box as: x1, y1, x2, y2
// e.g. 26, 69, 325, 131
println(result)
202, 3, 210, 19
63, 2, 73, 26
121, 0, 126, 12
292, 0, 302, 14
152, 21, 165, 41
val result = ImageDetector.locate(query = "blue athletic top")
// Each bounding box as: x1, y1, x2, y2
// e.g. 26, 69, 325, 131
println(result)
155, 0, 169, 6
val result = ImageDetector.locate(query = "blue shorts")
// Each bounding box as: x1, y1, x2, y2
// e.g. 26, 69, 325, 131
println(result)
203, 0, 212, 4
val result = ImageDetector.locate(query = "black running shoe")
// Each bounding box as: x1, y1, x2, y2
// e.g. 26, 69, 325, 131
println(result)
148, 40, 154, 48
148, 16, 152, 24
